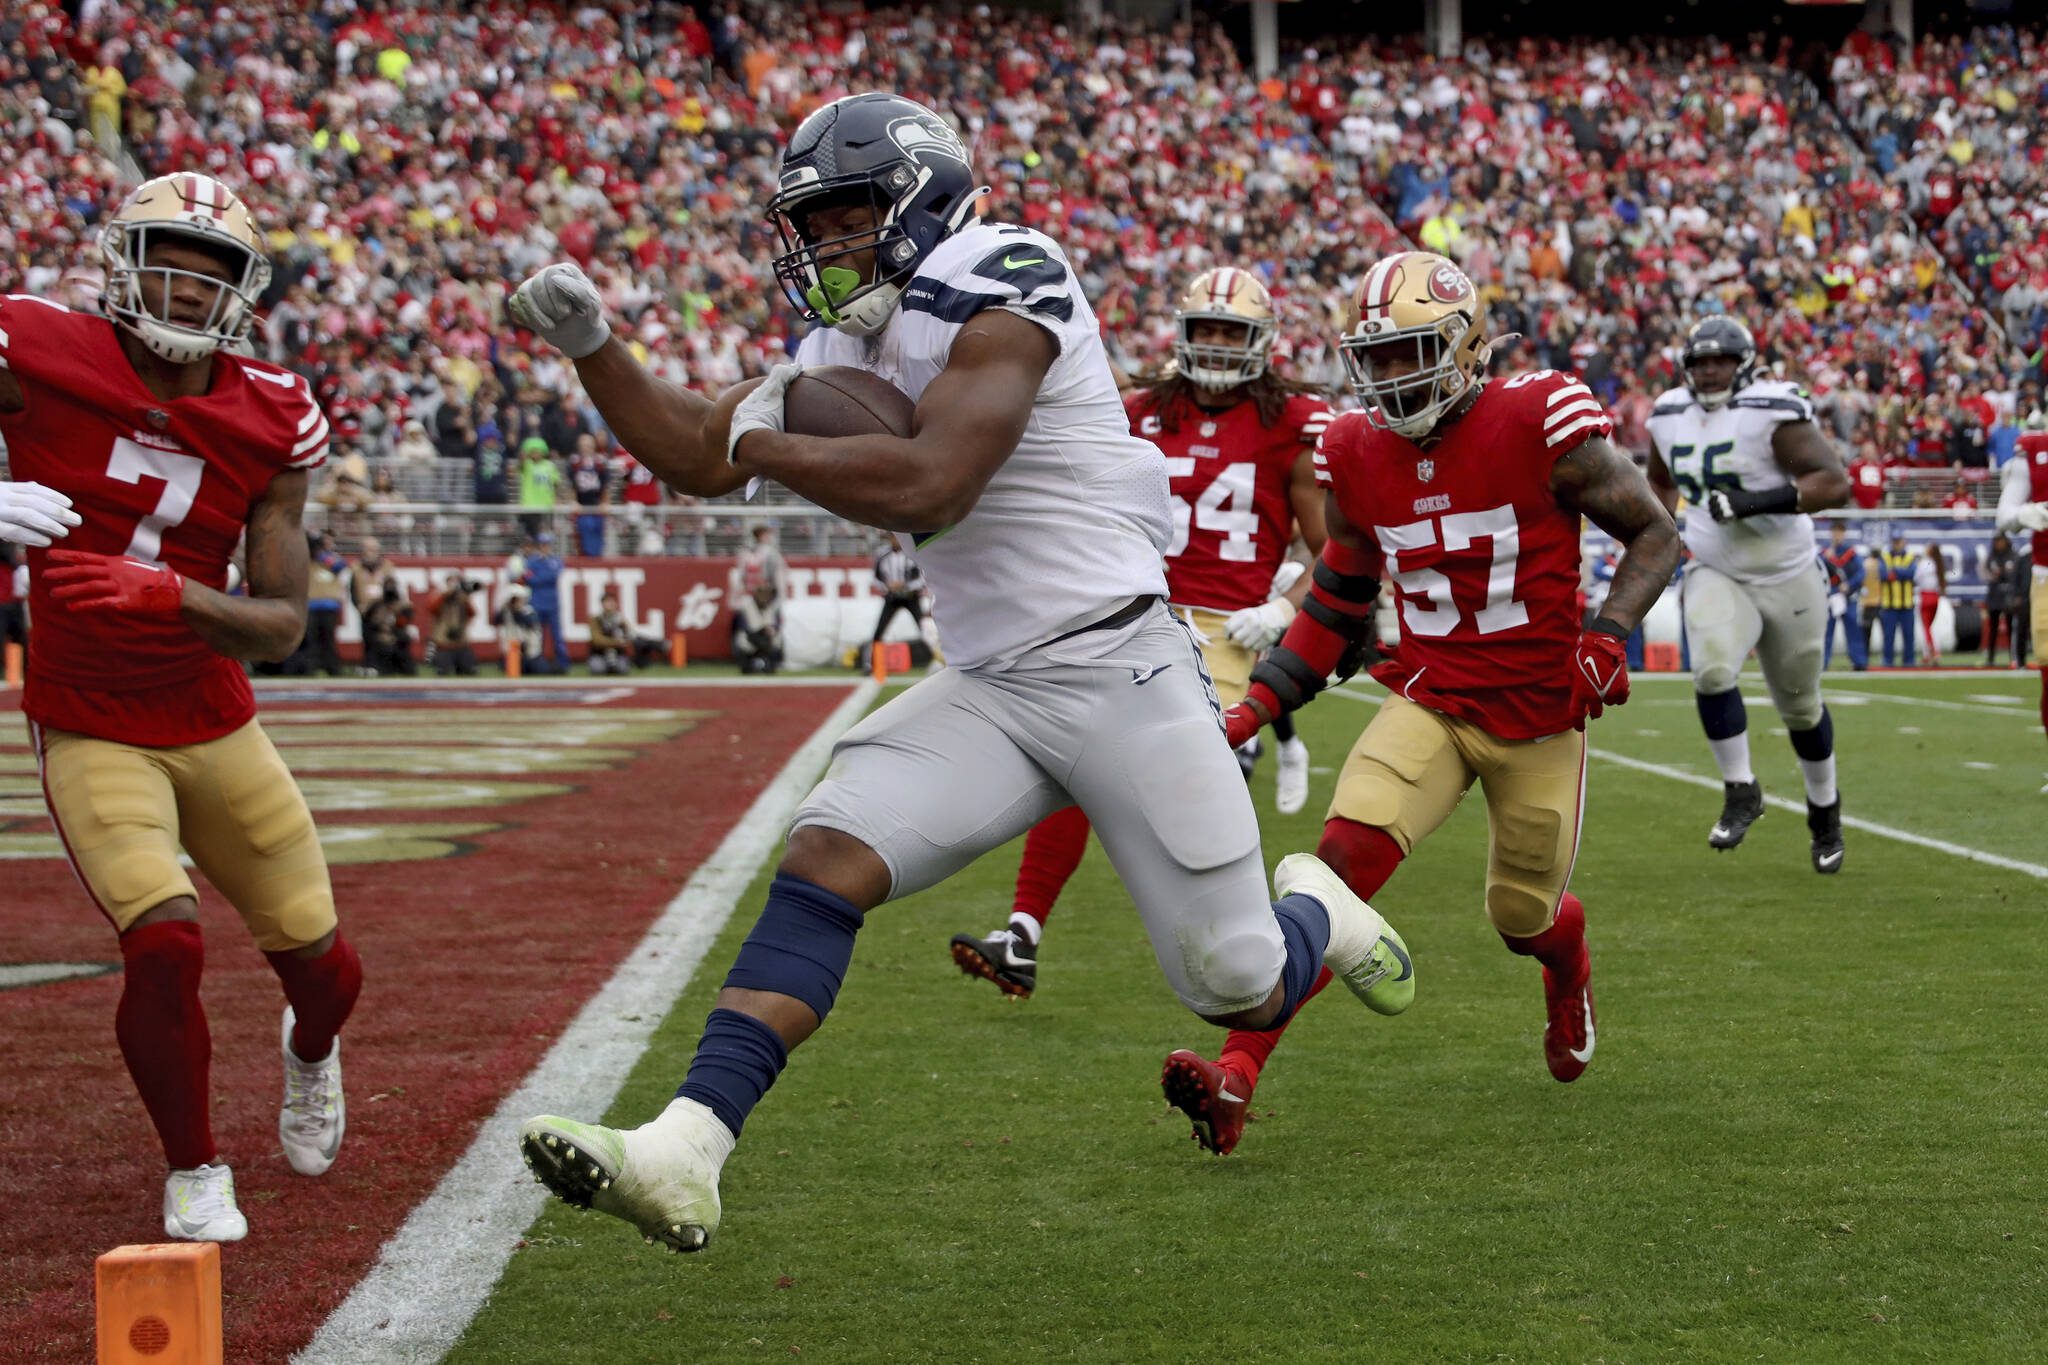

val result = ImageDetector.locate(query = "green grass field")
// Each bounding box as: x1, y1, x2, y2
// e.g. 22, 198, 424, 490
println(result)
450, 672, 2047, 1364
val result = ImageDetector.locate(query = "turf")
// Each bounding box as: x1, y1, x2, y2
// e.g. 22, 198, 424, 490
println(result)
449, 671, 2047, 1364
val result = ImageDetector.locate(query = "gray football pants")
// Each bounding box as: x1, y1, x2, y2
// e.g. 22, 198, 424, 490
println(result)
1683, 561, 1828, 728
792, 600, 1285, 1015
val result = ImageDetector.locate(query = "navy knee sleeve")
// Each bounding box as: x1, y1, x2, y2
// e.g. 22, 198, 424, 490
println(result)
1271, 894, 1331, 1024
1696, 688, 1748, 741
1789, 706, 1834, 762
722, 874, 865, 1020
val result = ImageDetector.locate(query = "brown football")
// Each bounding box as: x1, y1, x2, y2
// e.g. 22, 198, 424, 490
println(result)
782, 365, 917, 440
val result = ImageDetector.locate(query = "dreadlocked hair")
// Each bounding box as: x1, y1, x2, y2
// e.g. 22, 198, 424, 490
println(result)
1133, 367, 1331, 434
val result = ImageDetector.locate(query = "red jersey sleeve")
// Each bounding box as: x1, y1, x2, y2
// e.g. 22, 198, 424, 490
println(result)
231, 358, 331, 473
1514, 369, 1613, 461
1311, 408, 1371, 490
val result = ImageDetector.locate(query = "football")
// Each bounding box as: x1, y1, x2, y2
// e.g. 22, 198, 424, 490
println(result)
782, 366, 917, 440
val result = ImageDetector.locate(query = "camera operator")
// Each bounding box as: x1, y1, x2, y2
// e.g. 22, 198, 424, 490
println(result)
426, 574, 481, 676
361, 577, 418, 676
589, 589, 633, 675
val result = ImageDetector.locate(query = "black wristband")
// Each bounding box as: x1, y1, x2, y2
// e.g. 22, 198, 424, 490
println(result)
1589, 616, 1632, 641
1734, 484, 1799, 517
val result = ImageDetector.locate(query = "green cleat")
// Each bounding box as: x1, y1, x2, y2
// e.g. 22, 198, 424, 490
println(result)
519, 1100, 732, 1254
1274, 851, 1415, 1016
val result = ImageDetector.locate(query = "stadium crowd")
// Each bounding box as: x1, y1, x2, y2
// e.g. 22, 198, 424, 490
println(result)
2, 2, 2044, 544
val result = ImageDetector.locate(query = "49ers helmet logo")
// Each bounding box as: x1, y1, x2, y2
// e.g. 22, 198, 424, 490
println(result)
1426, 262, 1472, 304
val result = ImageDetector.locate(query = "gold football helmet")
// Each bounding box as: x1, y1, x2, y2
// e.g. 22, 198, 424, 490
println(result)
1339, 251, 1489, 438
99, 173, 271, 364
1174, 266, 1276, 390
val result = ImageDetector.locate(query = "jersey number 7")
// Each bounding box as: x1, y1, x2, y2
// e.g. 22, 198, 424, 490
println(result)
1666, 440, 1738, 505
108, 437, 206, 564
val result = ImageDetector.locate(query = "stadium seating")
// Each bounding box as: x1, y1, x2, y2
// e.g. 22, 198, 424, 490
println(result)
3, 4, 2042, 536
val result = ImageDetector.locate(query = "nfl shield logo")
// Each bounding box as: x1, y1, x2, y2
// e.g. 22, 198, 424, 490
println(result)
1200, 421, 1217, 437
1416, 458, 1435, 482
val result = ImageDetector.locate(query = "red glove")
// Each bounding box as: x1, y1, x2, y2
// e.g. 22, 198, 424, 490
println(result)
1570, 621, 1632, 728
1221, 697, 1267, 748
43, 549, 187, 619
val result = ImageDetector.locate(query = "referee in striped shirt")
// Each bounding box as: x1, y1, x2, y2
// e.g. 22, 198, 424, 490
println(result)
872, 543, 929, 643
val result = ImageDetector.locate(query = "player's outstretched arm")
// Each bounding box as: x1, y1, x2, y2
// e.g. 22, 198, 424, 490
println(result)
181, 469, 312, 661
1550, 435, 1680, 632
733, 311, 1058, 533
569, 338, 746, 499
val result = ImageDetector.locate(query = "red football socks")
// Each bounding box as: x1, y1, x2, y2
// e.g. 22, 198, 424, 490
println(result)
117, 920, 215, 1170
1011, 805, 1092, 927
1500, 892, 1589, 988
265, 931, 363, 1063
1218, 819, 1407, 1091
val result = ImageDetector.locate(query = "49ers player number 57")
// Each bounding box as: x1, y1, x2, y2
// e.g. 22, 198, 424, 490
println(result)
1151, 252, 1678, 1155
0, 173, 362, 1244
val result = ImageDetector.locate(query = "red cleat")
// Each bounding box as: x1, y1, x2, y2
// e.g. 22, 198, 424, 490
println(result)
1160, 1050, 1253, 1155
1541, 961, 1597, 1083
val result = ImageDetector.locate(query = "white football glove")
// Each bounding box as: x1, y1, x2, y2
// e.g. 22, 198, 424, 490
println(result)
1828, 591, 1847, 619
506, 262, 611, 359
727, 364, 803, 465
2017, 501, 2048, 532
1224, 596, 1297, 651
0, 481, 82, 547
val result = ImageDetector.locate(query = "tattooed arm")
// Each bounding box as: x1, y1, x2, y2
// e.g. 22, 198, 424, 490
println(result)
1549, 436, 1680, 632
178, 469, 311, 662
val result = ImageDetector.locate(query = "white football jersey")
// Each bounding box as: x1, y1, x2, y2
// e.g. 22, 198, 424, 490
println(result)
1648, 379, 1817, 584
794, 221, 1170, 669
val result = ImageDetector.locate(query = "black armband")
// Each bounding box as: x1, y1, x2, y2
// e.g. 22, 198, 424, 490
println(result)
1728, 484, 1799, 518
1300, 593, 1380, 643
1251, 648, 1328, 713
1589, 616, 1632, 642
1312, 560, 1382, 604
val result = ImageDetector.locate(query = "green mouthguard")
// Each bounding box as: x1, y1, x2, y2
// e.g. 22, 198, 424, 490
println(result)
805, 266, 863, 324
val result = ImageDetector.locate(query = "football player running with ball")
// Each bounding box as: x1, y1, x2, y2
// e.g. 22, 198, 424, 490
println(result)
1167, 251, 1679, 1155
507, 93, 1416, 1254
0, 175, 360, 1241
950, 266, 1335, 999
1646, 318, 1852, 869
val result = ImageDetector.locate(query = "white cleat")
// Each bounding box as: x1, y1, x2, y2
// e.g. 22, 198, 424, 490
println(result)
518, 1097, 735, 1253
1274, 852, 1415, 1015
1274, 736, 1311, 815
280, 1006, 345, 1176
163, 1163, 247, 1243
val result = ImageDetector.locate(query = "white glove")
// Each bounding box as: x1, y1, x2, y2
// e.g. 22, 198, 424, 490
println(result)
1828, 591, 1847, 619
0, 481, 82, 547
1224, 596, 1297, 651
727, 364, 803, 465
506, 262, 611, 359
2017, 501, 2048, 532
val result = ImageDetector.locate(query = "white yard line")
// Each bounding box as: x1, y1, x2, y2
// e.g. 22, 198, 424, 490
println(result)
297, 679, 877, 1365
1825, 686, 2043, 721
1325, 685, 2048, 882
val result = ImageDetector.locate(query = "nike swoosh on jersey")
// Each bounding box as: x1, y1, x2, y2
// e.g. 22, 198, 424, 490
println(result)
1003, 254, 1047, 269
1130, 663, 1173, 685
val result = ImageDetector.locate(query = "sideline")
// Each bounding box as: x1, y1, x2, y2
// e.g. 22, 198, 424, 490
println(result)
296, 680, 878, 1364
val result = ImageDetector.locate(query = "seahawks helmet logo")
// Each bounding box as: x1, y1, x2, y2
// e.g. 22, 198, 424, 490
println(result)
888, 116, 968, 165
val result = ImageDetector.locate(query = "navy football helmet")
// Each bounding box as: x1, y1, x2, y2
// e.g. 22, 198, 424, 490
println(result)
1680, 316, 1758, 410
767, 93, 986, 336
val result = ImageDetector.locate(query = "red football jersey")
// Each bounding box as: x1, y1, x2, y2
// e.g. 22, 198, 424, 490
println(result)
1314, 369, 1612, 739
2019, 433, 2048, 569
1129, 388, 1332, 613
0, 294, 329, 746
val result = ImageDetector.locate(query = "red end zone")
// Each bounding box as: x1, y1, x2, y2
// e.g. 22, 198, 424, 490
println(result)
0, 680, 854, 1361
